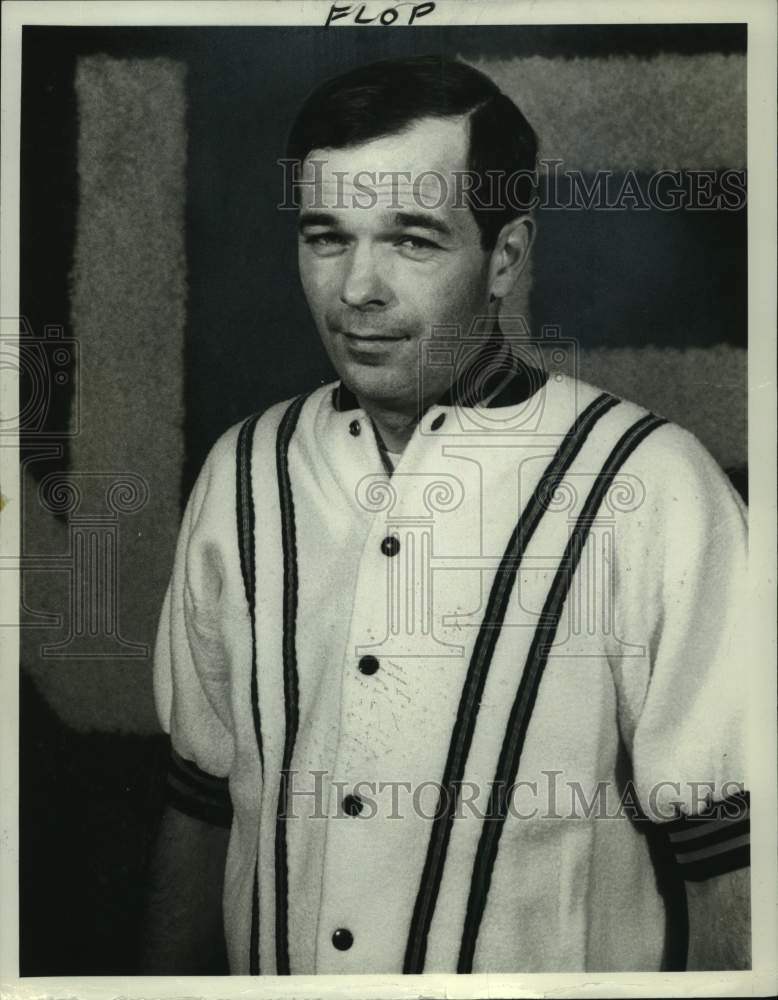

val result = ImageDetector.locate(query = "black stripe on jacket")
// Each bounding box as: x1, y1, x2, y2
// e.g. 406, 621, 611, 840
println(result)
663, 790, 750, 881
273, 394, 308, 975
456, 411, 668, 973
236, 412, 262, 975
403, 392, 620, 974
166, 746, 233, 828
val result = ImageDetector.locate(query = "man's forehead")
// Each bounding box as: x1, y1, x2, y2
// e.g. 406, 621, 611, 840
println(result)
298, 115, 472, 214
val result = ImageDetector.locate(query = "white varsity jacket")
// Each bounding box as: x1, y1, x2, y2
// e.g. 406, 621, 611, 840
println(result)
154, 352, 749, 975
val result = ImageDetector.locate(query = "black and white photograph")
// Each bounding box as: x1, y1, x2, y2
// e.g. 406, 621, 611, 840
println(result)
0, 1, 775, 997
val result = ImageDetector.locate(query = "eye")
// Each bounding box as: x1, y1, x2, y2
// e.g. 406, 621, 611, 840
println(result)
301, 231, 348, 255
396, 235, 441, 257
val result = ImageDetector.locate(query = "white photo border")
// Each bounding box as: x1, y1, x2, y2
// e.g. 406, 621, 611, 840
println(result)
1, 1, 775, 997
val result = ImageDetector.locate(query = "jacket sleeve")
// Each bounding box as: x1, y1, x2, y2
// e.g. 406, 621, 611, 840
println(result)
153, 427, 244, 826
608, 423, 749, 879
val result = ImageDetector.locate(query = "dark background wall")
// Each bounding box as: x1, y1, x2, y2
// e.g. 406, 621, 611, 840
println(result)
19, 24, 746, 974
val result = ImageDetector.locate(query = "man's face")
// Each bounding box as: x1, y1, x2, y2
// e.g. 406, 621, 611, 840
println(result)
297, 116, 496, 414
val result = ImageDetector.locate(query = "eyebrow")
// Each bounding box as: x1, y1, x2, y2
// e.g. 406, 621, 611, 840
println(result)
390, 211, 453, 238
298, 211, 340, 232
297, 209, 454, 239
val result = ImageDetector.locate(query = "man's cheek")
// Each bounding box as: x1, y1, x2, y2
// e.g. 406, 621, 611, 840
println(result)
421, 282, 468, 328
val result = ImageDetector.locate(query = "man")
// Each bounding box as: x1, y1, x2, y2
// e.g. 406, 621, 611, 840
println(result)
144, 56, 750, 975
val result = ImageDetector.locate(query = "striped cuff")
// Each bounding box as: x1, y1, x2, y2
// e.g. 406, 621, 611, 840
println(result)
663, 790, 750, 881
166, 747, 233, 828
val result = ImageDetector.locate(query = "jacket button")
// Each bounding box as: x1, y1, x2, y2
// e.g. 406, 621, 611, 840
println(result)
430, 413, 446, 431
332, 928, 353, 951
342, 794, 364, 816
381, 535, 400, 557
358, 655, 379, 675
349, 420, 361, 437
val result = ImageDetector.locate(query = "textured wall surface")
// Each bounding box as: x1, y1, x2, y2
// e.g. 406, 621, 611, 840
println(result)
474, 53, 746, 170
22, 56, 187, 734
485, 51, 747, 473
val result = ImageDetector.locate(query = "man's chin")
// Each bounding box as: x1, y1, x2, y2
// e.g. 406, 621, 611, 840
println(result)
339, 365, 420, 412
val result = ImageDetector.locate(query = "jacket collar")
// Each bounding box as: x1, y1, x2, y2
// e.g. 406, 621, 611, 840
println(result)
331, 336, 548, 413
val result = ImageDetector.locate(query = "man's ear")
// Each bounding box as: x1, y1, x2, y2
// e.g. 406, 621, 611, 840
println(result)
488, 215, 535, 301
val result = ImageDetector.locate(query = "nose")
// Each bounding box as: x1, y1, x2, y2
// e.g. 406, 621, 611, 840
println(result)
339, 244, 390, 310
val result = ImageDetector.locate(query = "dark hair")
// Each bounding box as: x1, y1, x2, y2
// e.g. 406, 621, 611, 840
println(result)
286, 55, 538, 249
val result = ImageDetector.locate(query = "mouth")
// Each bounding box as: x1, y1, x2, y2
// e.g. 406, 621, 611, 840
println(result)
341, 331, 409, 344
336, 330, 411, 358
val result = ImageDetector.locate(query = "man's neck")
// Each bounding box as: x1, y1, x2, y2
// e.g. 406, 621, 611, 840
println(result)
360, 402, 418, 454
356, 327, 506, 453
